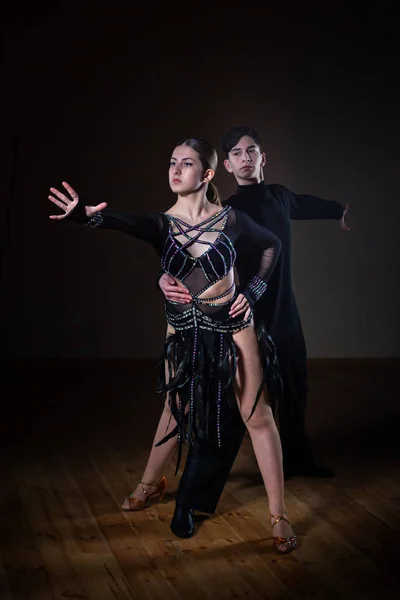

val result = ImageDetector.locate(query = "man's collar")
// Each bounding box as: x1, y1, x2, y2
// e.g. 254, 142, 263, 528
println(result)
237, 181, 266, 194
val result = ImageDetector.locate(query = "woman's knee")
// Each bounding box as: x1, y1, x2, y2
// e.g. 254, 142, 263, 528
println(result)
240, 401, 274, 431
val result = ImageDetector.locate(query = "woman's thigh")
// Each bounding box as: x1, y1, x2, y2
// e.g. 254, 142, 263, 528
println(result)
233, 322, 272, 426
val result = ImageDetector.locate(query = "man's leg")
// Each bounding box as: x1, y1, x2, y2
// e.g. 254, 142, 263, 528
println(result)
170, 398, 245, 537
276, 333, 335, 478
175, 397, 245, 513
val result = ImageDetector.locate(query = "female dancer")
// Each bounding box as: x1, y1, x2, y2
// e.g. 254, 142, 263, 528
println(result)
48, 138, 296, 553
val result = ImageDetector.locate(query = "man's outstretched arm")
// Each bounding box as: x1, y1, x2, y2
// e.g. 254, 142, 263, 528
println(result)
277, 184, 350, 230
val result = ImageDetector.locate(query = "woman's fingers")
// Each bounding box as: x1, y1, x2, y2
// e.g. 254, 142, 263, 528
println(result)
48, 186, 77, 217
48, 182, 82, 220
49, 187, 72, 205
48, 194, 68, 210
61, 181, 79, 200
49, 213, 67, 220
48, 194, 69, 219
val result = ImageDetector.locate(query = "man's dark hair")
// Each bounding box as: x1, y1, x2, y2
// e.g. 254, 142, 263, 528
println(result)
221, 126, 263, 157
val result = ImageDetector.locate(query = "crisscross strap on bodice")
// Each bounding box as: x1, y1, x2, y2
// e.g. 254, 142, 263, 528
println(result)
161, 206, 236, 303
167, 206, 230, 256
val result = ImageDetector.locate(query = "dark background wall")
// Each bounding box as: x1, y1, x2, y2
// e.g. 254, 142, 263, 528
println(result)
1, 2, 399, 359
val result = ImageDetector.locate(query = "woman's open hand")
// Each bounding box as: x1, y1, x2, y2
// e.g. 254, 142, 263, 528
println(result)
48, 181, 107, 220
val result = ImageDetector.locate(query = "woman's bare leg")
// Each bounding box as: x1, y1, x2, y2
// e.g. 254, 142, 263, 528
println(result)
233, 323, 295, 550
122, 326, 178, 507
121, 401, 178, 506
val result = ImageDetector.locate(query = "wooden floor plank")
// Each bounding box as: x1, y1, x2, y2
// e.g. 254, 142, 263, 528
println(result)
1, 361, 399, 600
90, 441, 275, 600
0, 461, 55, 600
106, 437, 294, 599
288, 479, 400, 596
38, 451, 136, 600
64, 449, 190, 600
332, 473, 400, 532
9, 452, 90, 600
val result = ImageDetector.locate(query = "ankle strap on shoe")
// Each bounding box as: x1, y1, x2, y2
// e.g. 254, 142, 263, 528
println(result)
269, 511, 291, 527
139, 481, 158, 495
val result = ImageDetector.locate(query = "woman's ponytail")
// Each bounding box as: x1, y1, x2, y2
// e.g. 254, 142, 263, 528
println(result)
206, 180, 221, 206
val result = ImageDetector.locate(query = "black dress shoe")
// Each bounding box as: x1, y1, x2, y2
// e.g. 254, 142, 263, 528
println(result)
285, 459, 335, 479
170, 505, 195, 538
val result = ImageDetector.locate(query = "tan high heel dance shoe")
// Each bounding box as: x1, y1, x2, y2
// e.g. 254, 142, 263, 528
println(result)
122, 475, 168, 511
270, 511, 297, 554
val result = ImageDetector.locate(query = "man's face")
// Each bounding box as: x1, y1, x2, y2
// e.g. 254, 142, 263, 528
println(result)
224, 135, 266, 185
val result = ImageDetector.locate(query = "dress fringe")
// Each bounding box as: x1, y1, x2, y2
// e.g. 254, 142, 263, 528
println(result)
155, 309, 282, 474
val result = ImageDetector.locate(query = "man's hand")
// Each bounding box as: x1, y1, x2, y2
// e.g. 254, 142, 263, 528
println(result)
159, 273, 192, 303
340, 204, 350, 231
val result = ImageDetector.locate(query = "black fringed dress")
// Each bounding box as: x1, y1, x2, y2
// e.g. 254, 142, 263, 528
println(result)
69, 203, 282, 471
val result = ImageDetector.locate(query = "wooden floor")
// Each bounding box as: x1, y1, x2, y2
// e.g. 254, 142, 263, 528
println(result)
0, 359, 399, 600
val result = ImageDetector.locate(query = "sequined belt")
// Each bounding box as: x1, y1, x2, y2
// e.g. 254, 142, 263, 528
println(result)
165, 302, 252, 334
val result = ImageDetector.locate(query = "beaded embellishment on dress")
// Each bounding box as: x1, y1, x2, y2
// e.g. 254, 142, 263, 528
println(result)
161, 206, 236, 304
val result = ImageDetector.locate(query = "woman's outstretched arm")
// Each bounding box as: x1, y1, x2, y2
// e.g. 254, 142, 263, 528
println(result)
48, 181, 166, 250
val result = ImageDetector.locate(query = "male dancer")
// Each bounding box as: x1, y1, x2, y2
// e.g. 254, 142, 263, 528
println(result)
159, 126, 350, 536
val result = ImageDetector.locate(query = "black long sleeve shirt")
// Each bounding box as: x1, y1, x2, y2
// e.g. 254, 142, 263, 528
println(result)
223, 182, 344, 341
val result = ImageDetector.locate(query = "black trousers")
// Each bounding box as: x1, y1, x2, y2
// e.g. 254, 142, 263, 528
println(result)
175, 331, 313, 514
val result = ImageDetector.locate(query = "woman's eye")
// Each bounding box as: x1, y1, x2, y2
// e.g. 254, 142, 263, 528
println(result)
184, 162, 193, 167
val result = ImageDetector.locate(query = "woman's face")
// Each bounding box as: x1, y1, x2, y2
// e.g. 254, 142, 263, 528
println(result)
169, 145, 204, 194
